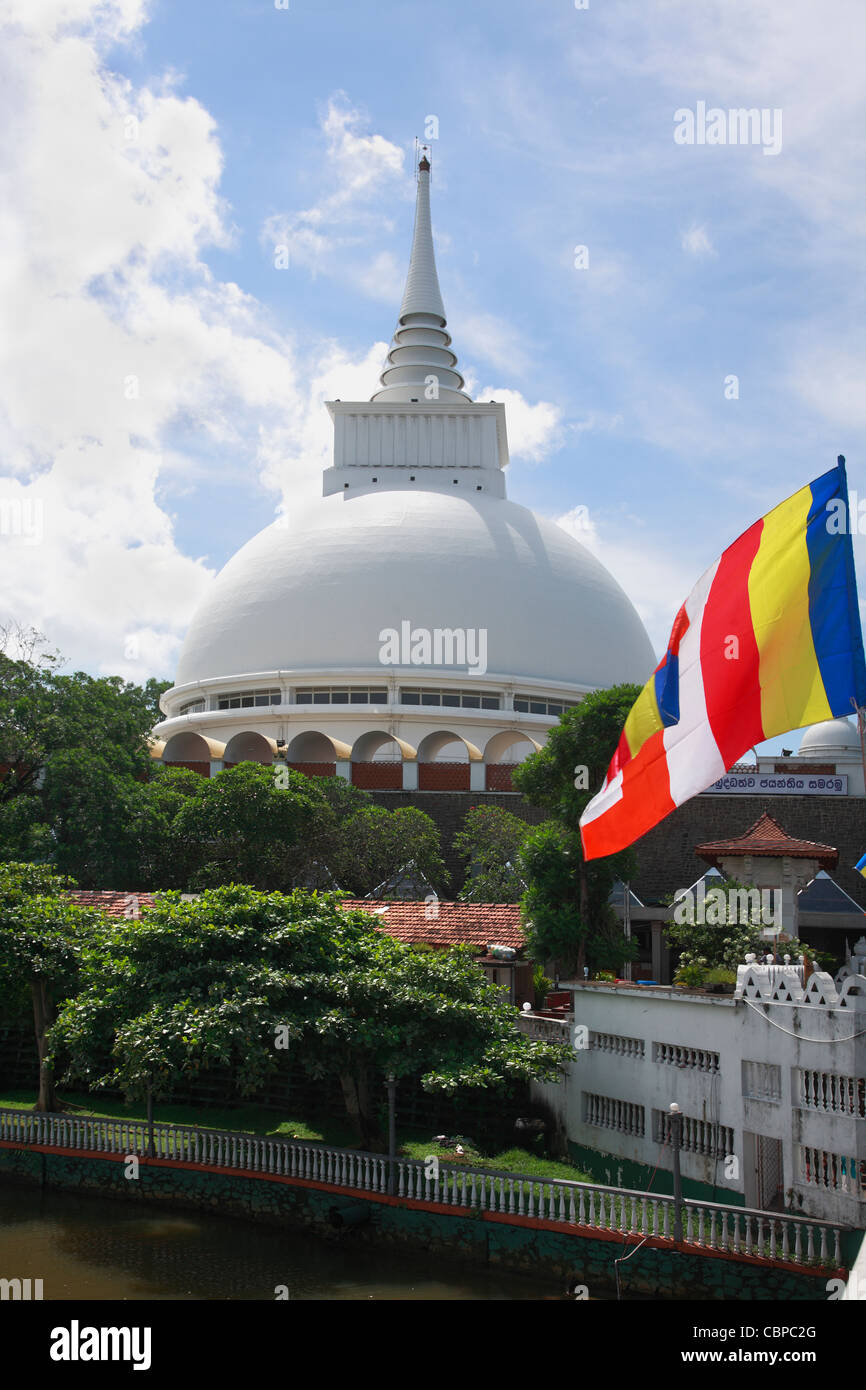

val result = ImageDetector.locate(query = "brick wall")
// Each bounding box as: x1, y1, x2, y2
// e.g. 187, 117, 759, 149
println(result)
288, 762, 336, 778
165, 760, 210, 776
418, 761, 470, 791
486, 764, 516, 792
632, 794, 866, 907
352, 762, 402, 790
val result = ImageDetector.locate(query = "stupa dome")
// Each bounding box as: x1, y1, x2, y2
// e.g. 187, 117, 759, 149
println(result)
174, 489, 655, 690
797, 717, 860, 759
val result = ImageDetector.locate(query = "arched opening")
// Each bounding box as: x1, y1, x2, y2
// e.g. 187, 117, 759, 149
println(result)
286, 731, 337, 779
162, 731, 219, 777
350, 731, 411, 790
416, 731, 480, 791
483, 731, 542, 791
223, 731, 276, 769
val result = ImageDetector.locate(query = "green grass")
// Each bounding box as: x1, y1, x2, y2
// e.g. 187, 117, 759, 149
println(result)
0, 1088, 594, 1184
399, 1138, 593, 1184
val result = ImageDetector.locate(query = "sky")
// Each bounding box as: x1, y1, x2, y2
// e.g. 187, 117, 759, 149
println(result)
1, 0, 864, 755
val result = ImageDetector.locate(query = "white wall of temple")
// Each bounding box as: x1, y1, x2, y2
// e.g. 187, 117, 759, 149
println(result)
152, 667, 585, 783
529, 965, 866, 1226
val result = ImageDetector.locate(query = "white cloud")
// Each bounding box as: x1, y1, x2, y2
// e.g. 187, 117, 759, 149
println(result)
0, 0, 312, 681
478, 387, 563, 464
681, 223, 716, 258
261, 95, 410, 300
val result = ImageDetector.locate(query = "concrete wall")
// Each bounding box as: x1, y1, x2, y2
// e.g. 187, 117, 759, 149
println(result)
530, 975, 866, 1228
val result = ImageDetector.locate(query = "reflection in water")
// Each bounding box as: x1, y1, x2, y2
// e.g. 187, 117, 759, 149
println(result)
0, 1184, 560, 1300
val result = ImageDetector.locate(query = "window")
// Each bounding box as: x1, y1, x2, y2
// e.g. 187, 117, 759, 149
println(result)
294, 688, 387, 705
514, 694, 578, 716
399, 688, 501, 709
217, 689, 280, 710
179, 699, 205, 715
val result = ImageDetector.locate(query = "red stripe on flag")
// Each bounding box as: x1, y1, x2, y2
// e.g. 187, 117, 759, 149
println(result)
699, 518, 764, 768
581, 729, 675, 860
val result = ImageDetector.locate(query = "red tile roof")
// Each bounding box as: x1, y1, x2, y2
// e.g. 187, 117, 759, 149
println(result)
67, 891, 526, 952
696, 812, 837, 869
69, 890, 158, 916
340, 900, 525, 951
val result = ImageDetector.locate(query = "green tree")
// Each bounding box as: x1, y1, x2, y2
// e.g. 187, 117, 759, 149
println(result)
330, 805, 448, 897
454, 805, 530, 902
0, 626, 171, 873
513, 685, 641, 975
52, 886, 564, 1147
0, 862, 100, 1110
174, 762, 333, 891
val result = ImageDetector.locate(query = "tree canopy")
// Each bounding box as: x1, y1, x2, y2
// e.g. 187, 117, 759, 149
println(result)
0, 861, 101, 1109
51, 885, 564, 1146
454, 805, 530, 902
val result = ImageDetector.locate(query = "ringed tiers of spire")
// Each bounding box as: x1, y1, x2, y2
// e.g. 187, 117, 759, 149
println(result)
371, 155, 472, 406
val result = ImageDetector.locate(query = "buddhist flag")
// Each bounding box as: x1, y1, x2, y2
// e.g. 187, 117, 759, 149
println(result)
855, 854, 866, 879
580, 458, 866, 861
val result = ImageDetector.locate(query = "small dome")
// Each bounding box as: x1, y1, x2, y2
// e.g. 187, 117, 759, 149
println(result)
797, 717, 861, 759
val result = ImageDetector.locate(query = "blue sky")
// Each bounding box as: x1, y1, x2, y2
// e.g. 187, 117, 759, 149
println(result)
1, 0, 864, 754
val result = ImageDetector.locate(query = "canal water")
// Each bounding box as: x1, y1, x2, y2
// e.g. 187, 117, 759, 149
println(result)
0, 1183, 562, 1300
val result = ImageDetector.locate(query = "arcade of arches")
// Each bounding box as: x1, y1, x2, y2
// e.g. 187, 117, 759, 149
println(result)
157, 728, 541, 792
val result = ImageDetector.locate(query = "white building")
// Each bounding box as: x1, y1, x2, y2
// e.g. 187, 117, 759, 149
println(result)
152, 153, 654, 791
527, 945, 866, 1227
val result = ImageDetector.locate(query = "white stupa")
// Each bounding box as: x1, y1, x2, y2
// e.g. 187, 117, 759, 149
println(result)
154, 152, 655, 791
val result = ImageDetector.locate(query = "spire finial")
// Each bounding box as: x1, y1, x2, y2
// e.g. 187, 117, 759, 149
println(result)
371, 143, 471, 404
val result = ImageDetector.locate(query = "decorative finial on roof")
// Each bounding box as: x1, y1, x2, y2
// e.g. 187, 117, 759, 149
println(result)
370, 144, 471, 405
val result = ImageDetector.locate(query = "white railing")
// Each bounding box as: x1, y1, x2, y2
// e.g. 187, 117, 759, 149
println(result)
516, 1013, 571, 1042
0, 1108, 844, 1269
653, 1109, 734, 1160
797, 1144, 865, 1196
653, 1041, 719, 1073
591, 1031, 645, 1059
798, 1070, 865, 1118
583, 1093, 646, 1137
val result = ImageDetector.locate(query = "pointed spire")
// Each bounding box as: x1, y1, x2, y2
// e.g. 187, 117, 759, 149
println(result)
371, 150, 471, 404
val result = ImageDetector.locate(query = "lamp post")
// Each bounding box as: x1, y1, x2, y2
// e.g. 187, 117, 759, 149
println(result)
386, 1072, 397, 1195
669, 1102, 683, 1243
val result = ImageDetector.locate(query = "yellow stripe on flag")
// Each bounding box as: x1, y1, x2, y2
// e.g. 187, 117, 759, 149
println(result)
748, 483, 832, 735
623, 678, 664, 759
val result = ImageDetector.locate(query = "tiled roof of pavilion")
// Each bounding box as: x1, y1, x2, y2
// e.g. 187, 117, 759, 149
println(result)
695, 812, 838, 869
66, 890, 525, 952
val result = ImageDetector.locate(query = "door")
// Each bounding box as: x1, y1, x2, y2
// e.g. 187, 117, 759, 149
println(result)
755, 1134, 784, 1211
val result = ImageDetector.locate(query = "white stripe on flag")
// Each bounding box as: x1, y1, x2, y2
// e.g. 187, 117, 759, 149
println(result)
663, 558, 725, 804
580, 766, 624, 827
